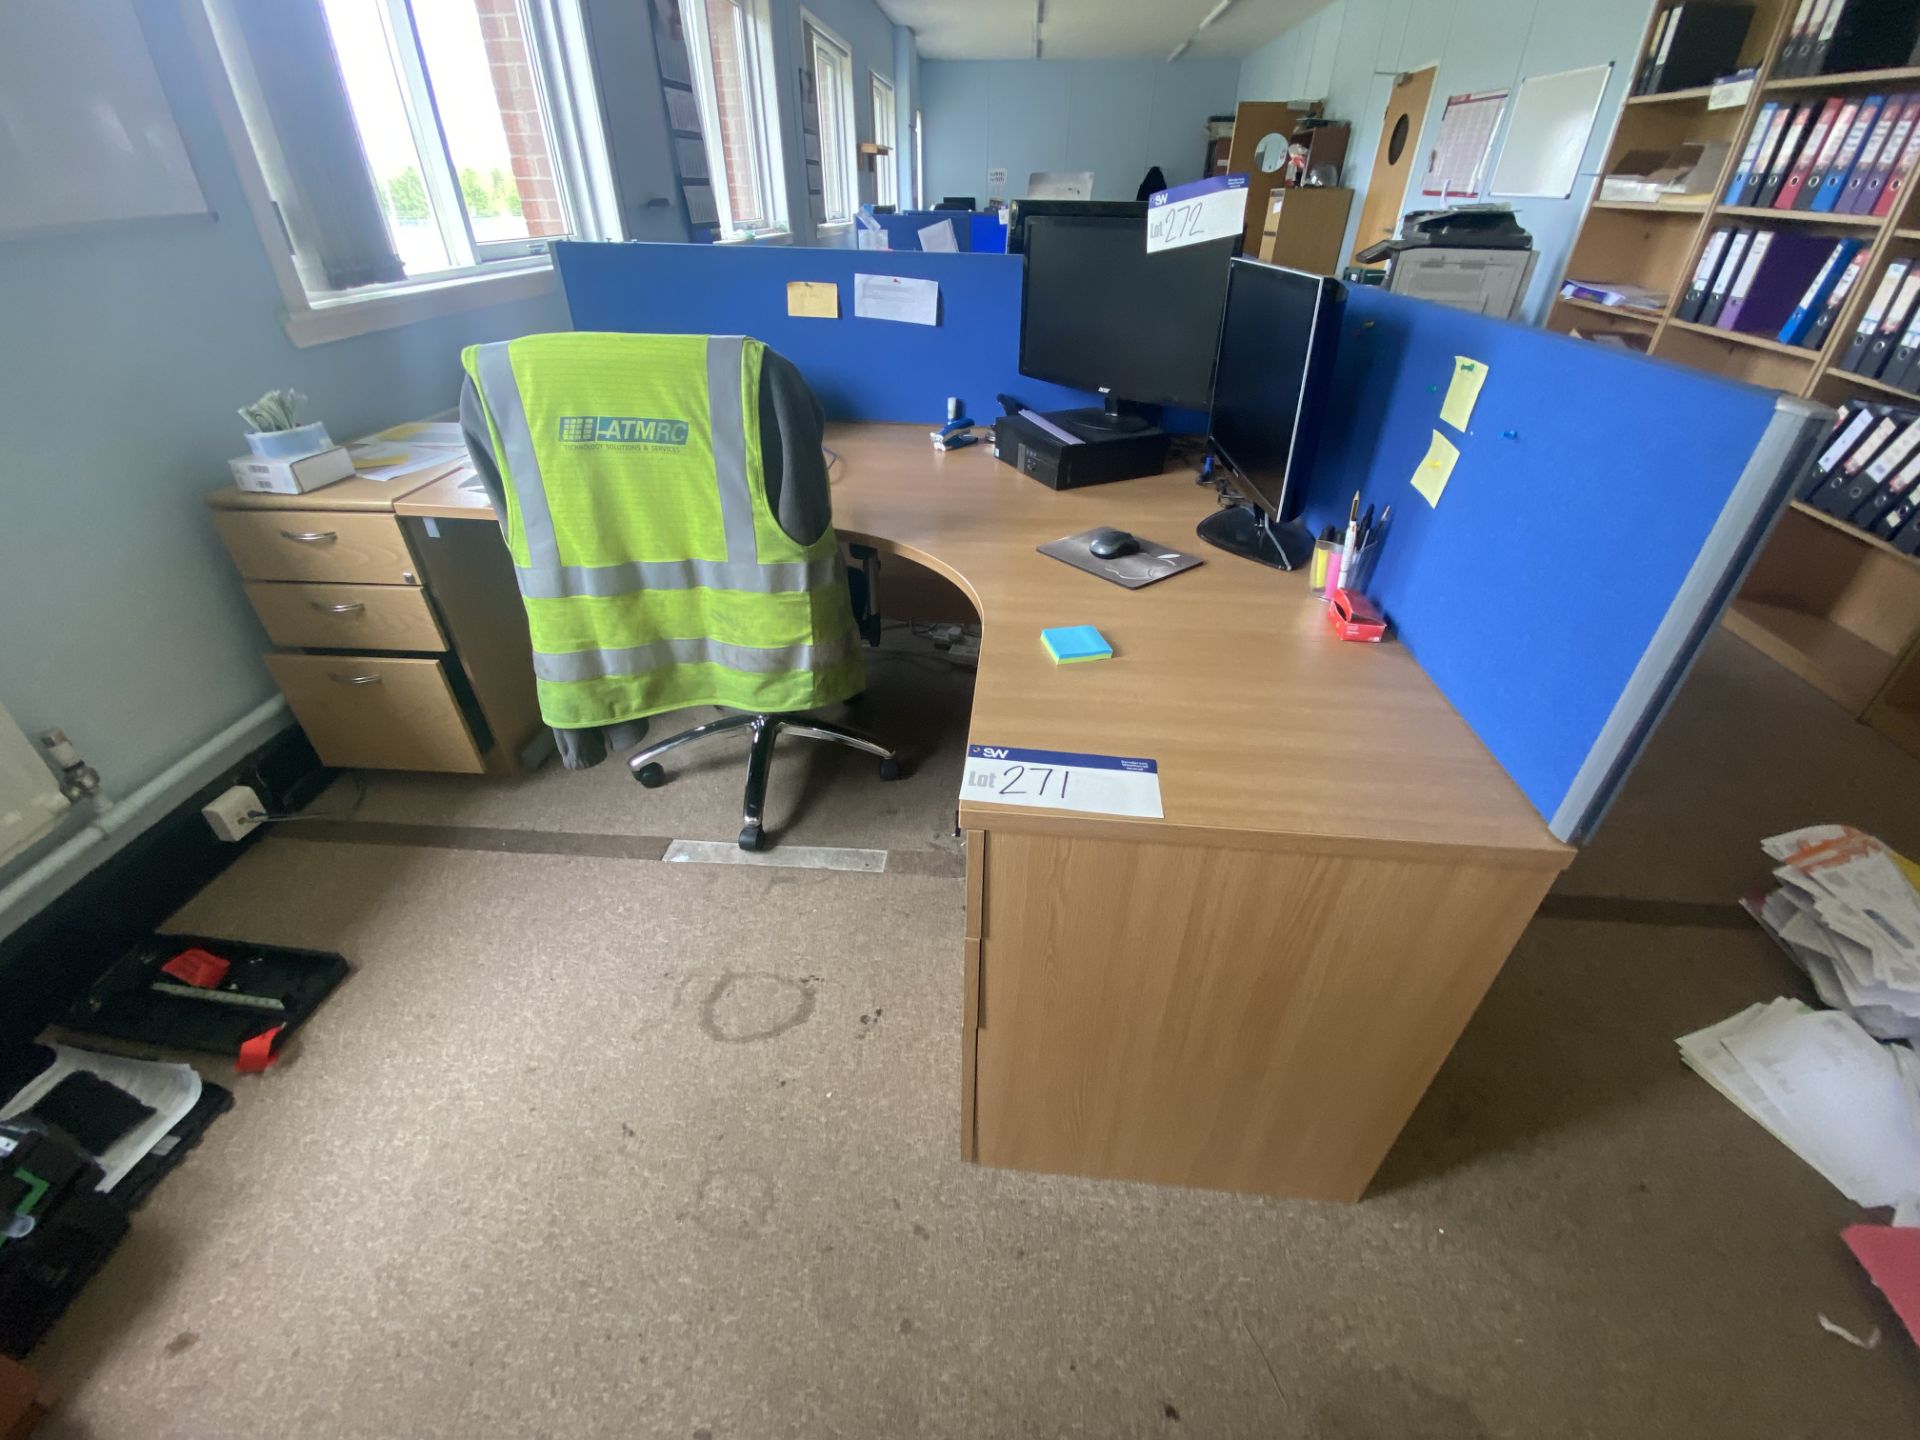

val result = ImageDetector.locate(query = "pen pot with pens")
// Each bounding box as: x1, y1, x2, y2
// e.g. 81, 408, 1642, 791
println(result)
1312, 496, 1390, 641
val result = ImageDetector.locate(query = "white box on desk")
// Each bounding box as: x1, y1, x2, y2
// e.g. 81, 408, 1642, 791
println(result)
228, 445, 355, 495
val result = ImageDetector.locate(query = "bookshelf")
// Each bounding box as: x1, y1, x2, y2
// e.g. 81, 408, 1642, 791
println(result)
1549, 0, 1920, 762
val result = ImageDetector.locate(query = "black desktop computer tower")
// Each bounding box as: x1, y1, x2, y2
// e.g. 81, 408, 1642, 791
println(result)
991, 410, 1173, 489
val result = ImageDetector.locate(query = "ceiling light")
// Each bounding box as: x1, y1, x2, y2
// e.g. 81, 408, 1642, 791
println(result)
1167, 38, 1191, 61
1199, 0, 1235, 28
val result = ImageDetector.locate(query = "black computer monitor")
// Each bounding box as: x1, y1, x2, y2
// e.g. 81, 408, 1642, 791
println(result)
1199, 258, 1346, 571
1004, 198, 1147, 254
1017, 212, 1237, 428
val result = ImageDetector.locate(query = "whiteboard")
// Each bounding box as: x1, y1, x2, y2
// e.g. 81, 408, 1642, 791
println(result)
0, 0, 207, 237
1490, 63, 1612, 200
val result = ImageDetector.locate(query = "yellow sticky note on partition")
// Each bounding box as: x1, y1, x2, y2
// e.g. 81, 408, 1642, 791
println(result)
787, 281, 839, 319
1439, 355, 1488, 430
1411, 429, 1460, 508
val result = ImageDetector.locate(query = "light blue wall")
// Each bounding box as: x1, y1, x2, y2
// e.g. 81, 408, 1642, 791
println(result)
922, 60, 1243, 204
0, 0, 567, 880
1238, 0, 1654, 323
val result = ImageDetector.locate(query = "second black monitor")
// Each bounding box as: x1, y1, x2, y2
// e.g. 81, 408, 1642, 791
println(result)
1018, 210, 1237, 419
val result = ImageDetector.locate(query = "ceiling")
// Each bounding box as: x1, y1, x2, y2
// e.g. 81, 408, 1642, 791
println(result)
875, 0, 1330, 62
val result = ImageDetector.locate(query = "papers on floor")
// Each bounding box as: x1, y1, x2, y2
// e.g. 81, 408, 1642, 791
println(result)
0, 1044, 201, 1191
853, 272, 938, 326
1744, 824, 1920, 1040
1679, 999, 1920, 1208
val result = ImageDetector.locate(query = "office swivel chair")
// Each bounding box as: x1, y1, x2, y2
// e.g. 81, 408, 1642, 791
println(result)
629, 702, 897, 853
461, 331, 898, 853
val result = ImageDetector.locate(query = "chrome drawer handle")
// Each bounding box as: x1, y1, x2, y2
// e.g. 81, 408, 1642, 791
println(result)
329, 673, 384, 685
311, 601, 366, 614
279, 529, 337, 543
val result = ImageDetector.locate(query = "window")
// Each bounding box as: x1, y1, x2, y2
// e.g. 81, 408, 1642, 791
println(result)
199, 0, 617, 341
678, 0, 786, 238
870, 73, 897, 209
804, 16, 857, 224
913, 108, 924, 210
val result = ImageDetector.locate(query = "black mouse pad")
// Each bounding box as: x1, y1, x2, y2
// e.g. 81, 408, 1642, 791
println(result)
1037, 529, 1203, 589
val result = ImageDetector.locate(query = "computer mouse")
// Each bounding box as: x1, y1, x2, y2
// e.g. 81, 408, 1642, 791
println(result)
1088, 528, 1141, 560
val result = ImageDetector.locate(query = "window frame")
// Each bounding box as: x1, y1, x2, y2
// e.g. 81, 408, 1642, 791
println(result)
678, 0, 789, 240
189, 0, 615, 346
802, 12, 858, 227
869, 71, 897, 209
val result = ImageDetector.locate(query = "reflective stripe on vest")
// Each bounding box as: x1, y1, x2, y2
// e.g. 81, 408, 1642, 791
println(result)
531, 631, 859, 684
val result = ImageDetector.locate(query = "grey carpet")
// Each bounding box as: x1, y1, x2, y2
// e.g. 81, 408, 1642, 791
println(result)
25, 627, 1920, 1437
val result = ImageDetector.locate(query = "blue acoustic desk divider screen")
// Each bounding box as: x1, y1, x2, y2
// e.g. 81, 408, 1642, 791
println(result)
554, 240, 1099, 424
871, 211, 973, 251
1295, 284, 1828, 843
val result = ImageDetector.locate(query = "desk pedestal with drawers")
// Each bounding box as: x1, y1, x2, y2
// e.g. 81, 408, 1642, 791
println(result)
206, 467, 543, 776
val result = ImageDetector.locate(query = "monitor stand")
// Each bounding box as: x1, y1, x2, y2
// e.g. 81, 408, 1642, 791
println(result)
1057, 393, 1153, 434
1197, 504, 1314, 572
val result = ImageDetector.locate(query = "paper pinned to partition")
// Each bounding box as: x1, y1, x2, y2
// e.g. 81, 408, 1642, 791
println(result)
918, 219, 957, 252
1439, 357, 1489, 430
786, 280, 839, 319
854, 272, 938, 326
1410, 429, 1460, 507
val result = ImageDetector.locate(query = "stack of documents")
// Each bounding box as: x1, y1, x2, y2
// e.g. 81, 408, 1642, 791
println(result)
345, 421, 468, 483
1743, 825, 1920, 1039
1679, 998, 1920, 1208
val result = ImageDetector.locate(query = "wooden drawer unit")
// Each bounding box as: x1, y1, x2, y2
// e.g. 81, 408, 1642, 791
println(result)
263, 653, 484, 773
245, 581, 446, 653
213, 510, 419, 585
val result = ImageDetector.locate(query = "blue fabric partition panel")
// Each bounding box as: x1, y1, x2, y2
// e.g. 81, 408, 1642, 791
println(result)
1294, 284, 1824, 841
970, 213, 1009, 253
872, 211, 973, 251
555, 240, 1098, 423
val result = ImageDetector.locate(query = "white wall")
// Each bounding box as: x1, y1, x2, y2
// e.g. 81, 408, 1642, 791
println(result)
1238, 0, 1654, 322
0, 0, 570, 901
921, 59, 1243, 204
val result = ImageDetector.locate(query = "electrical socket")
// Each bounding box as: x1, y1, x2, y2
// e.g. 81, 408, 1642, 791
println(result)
203, 785, 265, 842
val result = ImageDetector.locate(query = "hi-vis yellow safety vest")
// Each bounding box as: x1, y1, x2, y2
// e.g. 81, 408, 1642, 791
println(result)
461, 333, 863, 729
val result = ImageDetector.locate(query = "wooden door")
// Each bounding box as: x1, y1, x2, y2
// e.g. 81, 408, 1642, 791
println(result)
1349, 66, 1437, 265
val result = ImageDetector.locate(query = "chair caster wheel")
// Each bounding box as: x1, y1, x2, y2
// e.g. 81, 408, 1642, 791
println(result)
635, 763, 666, 788
878, 757, 901, 782
738, 824, 765, 852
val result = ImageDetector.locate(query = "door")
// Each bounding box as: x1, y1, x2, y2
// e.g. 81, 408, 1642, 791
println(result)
1349, 66, 1437, 265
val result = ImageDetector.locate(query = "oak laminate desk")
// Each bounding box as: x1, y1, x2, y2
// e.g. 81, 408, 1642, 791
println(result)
393, 422, 1573, 1202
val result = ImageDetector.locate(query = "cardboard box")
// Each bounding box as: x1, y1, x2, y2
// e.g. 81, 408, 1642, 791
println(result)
227, 445, 355, 496
1257, 186, 1353, 274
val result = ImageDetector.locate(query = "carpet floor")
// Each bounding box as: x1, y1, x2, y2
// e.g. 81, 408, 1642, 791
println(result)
26, 628, 1920, 1439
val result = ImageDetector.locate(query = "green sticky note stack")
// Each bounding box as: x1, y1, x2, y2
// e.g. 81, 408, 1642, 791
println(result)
1041, 625, 1112, 663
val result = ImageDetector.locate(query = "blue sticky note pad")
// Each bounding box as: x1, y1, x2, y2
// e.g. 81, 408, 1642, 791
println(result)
1041, 625, 1112, 663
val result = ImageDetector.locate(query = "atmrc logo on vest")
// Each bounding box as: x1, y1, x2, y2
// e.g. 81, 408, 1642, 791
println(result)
557, 415, 691, 446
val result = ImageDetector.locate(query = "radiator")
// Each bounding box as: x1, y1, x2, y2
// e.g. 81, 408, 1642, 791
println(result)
0, 703, 69, 868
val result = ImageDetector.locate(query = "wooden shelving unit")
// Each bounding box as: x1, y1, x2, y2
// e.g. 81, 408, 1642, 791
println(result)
1549, 0, 1920, 762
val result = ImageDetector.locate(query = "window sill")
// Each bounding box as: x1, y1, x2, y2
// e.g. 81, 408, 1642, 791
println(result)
283, 261, 558, 349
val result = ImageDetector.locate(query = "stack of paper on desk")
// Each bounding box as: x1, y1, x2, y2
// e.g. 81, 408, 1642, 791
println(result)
1742, 825, 1920, 1040
1679, 999, 1920, 1207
